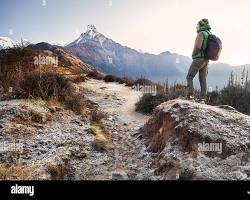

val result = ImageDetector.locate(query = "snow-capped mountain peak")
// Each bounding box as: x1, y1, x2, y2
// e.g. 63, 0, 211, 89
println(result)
68, 25, 107, 47
16, 39, 31, 47
0, 37, 31, 50
0, 37, 15, 49
86, 25, 99, 38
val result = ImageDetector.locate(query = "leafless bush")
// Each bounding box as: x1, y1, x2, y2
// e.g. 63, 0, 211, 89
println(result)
19, 72, 70, 100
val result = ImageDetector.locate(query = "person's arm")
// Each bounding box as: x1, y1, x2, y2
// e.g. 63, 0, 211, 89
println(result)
192, 32, 204, 57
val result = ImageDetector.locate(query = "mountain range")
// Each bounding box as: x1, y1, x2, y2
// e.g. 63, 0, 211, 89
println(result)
66, 25, 191, 83
0, 37, 30, 50
1, 25, 250, 89
66, 25, 250, 88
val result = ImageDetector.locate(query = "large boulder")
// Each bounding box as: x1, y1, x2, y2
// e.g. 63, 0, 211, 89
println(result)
140, 99, 250, 180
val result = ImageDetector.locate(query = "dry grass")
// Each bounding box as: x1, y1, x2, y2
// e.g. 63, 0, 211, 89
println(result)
90, 122, 109, 151
89, 107, 109, 151
47, 96, 61, 106
34, 65, 74, 75
46, 163, 66, 180
46, 157, 69, 180
69, 75, 86, 84
30, 111, 52, 124
63, 93, 86, 114
10, 109, 52, 126
0, 164, 33, 180
91, 108, 107, 123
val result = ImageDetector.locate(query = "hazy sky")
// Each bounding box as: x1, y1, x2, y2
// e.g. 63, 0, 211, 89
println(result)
1, 0, 250, 65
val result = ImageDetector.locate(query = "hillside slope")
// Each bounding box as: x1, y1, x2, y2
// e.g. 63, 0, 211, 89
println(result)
29, 42, 93, 74
140, 99, 250, 180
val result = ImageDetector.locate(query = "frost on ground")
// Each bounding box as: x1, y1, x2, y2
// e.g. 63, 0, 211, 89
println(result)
0, 80, 249, 180
141, 99, 250, 180
0, 79, 156, 180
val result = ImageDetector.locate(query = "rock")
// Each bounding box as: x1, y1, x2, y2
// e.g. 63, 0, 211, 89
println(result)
110, 171, 128, 180
140, 99, 250, 180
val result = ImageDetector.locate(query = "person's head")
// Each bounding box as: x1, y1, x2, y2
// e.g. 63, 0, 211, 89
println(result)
196, 18, 211, 32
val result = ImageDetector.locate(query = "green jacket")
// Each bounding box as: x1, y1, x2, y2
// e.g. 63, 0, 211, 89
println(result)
192, 24, 211, 60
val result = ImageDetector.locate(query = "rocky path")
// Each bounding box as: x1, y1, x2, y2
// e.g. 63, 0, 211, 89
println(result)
79, 79, 156, 180
1, 79, 248, 180
0, 79, 158, 180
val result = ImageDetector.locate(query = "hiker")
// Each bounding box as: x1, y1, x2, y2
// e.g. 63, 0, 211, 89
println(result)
186, 19, 211, 103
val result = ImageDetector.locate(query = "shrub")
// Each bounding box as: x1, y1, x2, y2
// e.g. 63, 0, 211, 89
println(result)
19, 72, 88, 114
20, 72, 70, 100
135, 93, 169, 114
206, 91, 221, 105
86, 70, 104, 80
122, 76, 135, 87
46, 158, 69, 180
206, 70, 250, 115
168, 83, 187, 99
63, 93, 86, 114
133, 77, 153, 86
104, 74, 119, 83
70, 75, 86, 84
104, 74, 132, 84
91, 108, 107, 123
219, 84, 250, 114
135, 82, 187, 114
0, 47, 37, 93
104, 76, 154, 87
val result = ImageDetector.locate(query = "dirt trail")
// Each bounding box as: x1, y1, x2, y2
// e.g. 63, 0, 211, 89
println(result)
82, 79, 149, 124
80, 79, 156, 180
0, 79, 157, 180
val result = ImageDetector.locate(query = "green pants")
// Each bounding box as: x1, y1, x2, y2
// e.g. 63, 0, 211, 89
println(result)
186, 58, 209, 99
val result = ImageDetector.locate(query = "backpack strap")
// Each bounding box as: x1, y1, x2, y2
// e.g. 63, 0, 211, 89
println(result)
202, 31, 210, 51
192, 31, 210, 60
